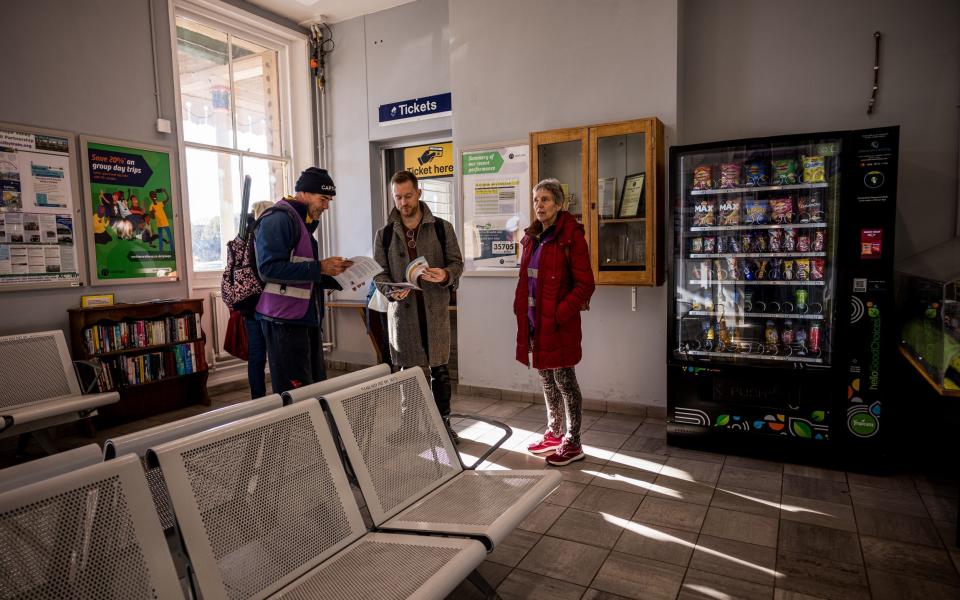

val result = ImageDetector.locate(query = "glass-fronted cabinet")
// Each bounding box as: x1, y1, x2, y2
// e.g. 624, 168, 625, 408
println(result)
895, 237, 960, 397
530, 117, 664, 286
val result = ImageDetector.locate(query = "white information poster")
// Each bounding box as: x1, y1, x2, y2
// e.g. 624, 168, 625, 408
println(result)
462, 144, 530, 272
0, 123, 82, 289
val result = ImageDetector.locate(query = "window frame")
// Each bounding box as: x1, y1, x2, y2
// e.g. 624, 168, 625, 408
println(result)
169, 0, 311, 286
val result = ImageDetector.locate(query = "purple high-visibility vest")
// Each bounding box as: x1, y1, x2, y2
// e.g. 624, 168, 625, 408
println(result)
255, 199, 315, 320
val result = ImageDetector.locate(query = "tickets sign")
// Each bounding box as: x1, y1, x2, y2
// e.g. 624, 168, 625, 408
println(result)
379, 93, 451, 126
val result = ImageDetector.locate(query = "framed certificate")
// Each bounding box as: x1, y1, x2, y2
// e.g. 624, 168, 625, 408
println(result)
617, 172, 645, 218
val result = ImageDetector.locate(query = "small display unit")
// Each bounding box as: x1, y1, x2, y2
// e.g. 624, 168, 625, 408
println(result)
895, 237, 960, 396
530, 117, 665, 286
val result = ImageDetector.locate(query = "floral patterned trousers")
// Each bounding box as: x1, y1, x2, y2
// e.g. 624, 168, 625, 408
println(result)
537, 367, 583, 446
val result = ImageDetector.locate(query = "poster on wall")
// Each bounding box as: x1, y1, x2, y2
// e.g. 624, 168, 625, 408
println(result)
0, 122, 84, 291
461, 143, 530, 272
80, 136, 179, 284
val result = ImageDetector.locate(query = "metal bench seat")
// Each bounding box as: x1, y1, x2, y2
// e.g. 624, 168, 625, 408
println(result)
0, 442, 102, 494
270, 533, 482, 600
281, 363, 390, 405
0, 331, 118, 451
147, 402, 485, 600
104, 394, 284, 460
321, 369, 561, 551
0, 453, 184, 599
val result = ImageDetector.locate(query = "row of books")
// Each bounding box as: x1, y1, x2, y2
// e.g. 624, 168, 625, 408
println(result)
84, 314, 201, 355
90, 342, 201, 391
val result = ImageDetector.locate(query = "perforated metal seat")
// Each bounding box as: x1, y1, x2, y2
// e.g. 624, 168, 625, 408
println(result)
322, 370, 562, 550
148, 402, 485, 600
0, 331, 118, 448
104, 394, 284, 460
104, 393, 284, 533
0, 443, 101, 494
0, 453, 184, 599
281, 364, 390, 405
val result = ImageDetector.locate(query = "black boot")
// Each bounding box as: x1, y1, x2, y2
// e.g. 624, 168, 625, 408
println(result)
431, 365, 458, 444
443, 417, 460, 444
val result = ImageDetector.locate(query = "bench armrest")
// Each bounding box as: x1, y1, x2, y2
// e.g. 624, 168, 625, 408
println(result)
1, 392, 119, 430
72, 359, 103, 394
448, 413, 512, 470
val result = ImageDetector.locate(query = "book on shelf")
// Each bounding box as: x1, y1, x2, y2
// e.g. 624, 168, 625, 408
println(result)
83, 314, 200, 355
86, 342, 202, 391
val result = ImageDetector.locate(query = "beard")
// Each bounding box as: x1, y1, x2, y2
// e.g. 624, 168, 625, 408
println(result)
310, 203, 328, 220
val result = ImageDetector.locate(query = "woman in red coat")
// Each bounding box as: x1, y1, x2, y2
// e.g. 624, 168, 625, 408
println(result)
514, 178, 595, 465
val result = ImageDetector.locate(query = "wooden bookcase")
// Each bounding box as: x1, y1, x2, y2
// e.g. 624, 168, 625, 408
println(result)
530, 117, 665, 286
68, 298, 210, 423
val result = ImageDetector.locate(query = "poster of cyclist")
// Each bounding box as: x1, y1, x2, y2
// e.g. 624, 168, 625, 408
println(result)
80, 136, 179, 284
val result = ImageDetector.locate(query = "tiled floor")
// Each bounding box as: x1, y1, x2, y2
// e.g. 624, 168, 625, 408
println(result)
444, 394, 960, 600
4, 379, 959, 600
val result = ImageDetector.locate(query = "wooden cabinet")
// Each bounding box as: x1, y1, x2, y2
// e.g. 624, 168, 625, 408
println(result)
68, 299, 209, 423
530, 117, 665, 286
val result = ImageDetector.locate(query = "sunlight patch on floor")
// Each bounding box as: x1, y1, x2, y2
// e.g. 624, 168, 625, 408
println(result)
601, 513, 782, 579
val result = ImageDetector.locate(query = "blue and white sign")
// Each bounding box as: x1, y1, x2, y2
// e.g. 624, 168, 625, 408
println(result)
379, 93, 451, 127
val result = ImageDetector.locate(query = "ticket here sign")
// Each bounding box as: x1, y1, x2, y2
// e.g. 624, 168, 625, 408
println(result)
403, 142, 454, 179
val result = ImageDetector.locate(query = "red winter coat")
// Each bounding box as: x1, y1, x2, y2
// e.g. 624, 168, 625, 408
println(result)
514, 210, 595, 369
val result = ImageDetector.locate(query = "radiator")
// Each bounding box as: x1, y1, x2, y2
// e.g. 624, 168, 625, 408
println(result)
209, 291, 236, 363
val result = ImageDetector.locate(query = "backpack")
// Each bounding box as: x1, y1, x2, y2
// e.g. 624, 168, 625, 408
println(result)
221, 221, 263, 312
221, 203, 302, 312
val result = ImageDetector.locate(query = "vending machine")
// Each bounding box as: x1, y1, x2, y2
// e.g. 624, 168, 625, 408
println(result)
666, 127, 899, 454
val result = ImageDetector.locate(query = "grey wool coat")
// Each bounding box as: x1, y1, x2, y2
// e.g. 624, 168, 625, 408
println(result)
373, 202, 463, 368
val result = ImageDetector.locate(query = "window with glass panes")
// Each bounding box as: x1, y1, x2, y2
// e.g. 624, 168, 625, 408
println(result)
176, 16, 289, 273
420, 178, 453, 223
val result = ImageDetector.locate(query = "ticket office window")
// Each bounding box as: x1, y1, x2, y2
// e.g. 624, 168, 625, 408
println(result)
382, 143, 454, 225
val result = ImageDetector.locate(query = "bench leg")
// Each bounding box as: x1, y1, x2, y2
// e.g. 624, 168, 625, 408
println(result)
15, 433, 31, 457
16, 430, 58, 456
32, 430, 58, 455
467, 569, 501, 600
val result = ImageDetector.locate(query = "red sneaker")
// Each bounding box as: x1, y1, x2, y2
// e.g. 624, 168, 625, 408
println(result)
545, 441, 585, 466
527, 430, 563, 455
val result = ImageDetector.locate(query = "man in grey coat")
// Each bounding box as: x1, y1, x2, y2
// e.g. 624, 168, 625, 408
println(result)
374, 170, 463, 441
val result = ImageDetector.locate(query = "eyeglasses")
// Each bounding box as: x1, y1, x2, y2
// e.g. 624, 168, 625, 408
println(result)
406, 227, 417, 249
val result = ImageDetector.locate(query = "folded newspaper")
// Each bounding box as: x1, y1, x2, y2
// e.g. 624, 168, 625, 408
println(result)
377, 256, 429, 294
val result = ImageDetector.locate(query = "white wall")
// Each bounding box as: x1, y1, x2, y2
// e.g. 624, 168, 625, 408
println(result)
681, 0, 960, 258
0, 0, 188, 339
0, 0, 310, 354
450, 0, 680, 407
323, 0, 958, 412
326, 0, 452, 365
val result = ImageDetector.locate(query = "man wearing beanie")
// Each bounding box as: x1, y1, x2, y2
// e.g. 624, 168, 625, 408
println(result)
254, 167, 352, 393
